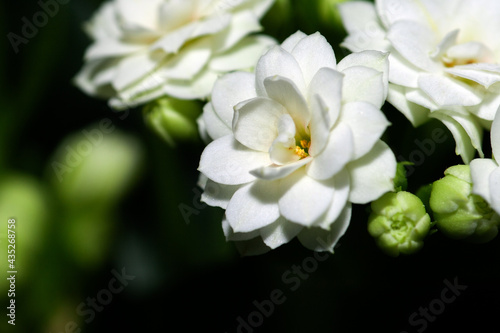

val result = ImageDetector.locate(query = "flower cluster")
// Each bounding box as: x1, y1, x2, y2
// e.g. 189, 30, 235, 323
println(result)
198, 31, 396, 254
75, 0, 275, 109
74, 0, 500, 256
339, 0, 500, 163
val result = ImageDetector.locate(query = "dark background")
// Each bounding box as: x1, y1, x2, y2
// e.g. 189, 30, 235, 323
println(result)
2, 0, 499, 332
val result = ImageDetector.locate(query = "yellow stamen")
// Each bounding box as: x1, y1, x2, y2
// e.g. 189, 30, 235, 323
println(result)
294, 146, 308, 159
300, 140, 311, 149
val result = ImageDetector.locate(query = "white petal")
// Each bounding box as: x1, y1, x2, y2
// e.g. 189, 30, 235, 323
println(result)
264, 76, 310, 134
251, 157, 311, 181
446, 65, 500, 89
152, 24, 197, 53
312, 169, 350, 230
308, 95, 333, 157
450, 114, 484, 158
428, 112, 475, 163
116, 0, 161, 31
387, 52, 420, 88
73, 59, 117, 97
339, 101, 391, 160
337, 50, 390, 97
430, 30, 459, 60
269, 114, 299, 165
111, 52, 159, 91
210, 35, 276, 72
255, 46, 306, 97
307, 67, 343, 130
341, 33, 391, 54
470, 158, 497, 204
446, 42, 494, 64
291, 32, 337, 85
222, 216, 260, 241
405, 87, 439, 111
489, 167, 500, 214
250, 0, 275, 18
233, 97, 287, 152
347, 140, 396, 204
157, 37, 212, 80
339, 1, 379, 33
158, 0, 194, 32
161, 67, 219, 99
306, 122, 355, 180
418, 74, 483, 107
278, 169, 336, 226
341, 66, 385, 109
202, 102, 232, 141
199, 135, 271, 185
280, 30, 307, 53
85, 40, 145, 60
491, 107, 500, 160
226, 180, 281, 233
339, 2, 388, 52
260, 217, 303, 249
191, 12, 232, 38
387, 84, 430, 127
386, 21, 439, 72
376, 0, 435, 28
212, 10, 262, 53
211, 71, 257, 129
297, 204, 352, 253
469, 87, 500, 121
201, 180, 243, 209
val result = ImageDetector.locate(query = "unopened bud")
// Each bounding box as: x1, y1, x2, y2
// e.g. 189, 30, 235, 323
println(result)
368, 191, 431, 257
430, 165, 500, 243
143, 97, 202, 146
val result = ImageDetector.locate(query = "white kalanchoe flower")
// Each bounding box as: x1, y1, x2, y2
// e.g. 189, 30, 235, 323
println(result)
75, 0, 276, 109
198, 31, 397, 255
339, 0, 500, 163
470, 110, 500, 215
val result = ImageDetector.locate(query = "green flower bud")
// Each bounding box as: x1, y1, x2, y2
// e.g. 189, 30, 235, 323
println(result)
430, 165, 500, 243
368, 191, 431, 257
143, 97, 202, 146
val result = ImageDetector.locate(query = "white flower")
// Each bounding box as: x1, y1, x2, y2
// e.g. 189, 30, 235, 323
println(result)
470, 111, 500, 215
339, 0, 500, 163
74, 0, 276, 109
198, 31, 396, 255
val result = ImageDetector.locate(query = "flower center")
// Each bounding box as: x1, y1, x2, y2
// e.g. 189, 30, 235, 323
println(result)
293, 139, 310, 159
441, 41, 495, 68
389, 213, 413, 242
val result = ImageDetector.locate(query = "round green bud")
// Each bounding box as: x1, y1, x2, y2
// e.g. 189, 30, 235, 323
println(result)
143, 97, 202, 146
368, 191, 431, 257
430, 165, 500, 243
49, 128, 142, 209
